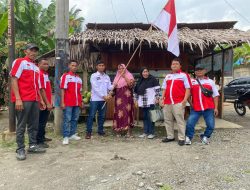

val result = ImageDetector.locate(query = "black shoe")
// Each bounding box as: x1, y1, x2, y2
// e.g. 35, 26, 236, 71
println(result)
44, 137, 52, 142
85, 133, 92, 139
162, 137, 175, 143
38, 143, 49, 148
28, 144, 46, 154
98, 132, 106, 136
178, 140, 185, 146
16, 149, 26, 161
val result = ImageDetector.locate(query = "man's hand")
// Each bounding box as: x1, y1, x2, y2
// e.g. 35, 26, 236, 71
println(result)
181, 100, 187, 108
80, 102, 85, 109
61, 102, 65, 110
155, 99, 159, 104
46, 103, 53, 111
15, 99, 23, 111
214, 108, 219, 117
40, 101, 46, 110
103, 96, 110, 102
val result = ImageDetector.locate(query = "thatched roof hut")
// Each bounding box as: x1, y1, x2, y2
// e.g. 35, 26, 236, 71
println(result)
65, 21, 250, 71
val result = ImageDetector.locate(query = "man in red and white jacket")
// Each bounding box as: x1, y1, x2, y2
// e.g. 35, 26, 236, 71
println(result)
37, 58, 53, 148
10, 43, 46, 161
185, 66, 219, 145
161, 58, 191, 146
60, 60, 83, 145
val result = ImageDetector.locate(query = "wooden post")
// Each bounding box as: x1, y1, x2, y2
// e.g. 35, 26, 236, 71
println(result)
54, 0, 69, 135
8, 0, 16, 132
218, 48, 225, 119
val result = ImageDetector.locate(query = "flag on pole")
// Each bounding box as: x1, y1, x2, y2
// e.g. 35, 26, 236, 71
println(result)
153, 0, 180, 57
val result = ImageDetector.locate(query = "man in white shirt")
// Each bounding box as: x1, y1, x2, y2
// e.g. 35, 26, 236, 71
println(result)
86, 60, 113, 139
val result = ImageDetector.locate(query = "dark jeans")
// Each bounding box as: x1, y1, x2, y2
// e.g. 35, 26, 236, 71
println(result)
37, 109, 50, 144
16, 101, 39, 150
62, 106, 80, 138
142, 105, 155, 135
186, 109, 215, 140
86, 101, 106, 134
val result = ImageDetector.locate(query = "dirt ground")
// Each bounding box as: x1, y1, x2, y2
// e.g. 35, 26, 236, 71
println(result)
0, 103, 249, 190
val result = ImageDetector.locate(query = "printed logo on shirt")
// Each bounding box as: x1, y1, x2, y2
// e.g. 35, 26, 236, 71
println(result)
96, 77, 101, 80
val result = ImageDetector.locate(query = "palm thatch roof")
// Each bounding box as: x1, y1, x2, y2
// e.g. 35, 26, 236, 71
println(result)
69, 22, 250, 53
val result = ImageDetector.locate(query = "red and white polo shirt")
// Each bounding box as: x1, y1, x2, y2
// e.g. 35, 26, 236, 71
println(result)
162, 70, 191, 105
60, 71, 82, 107
39, 69, 52, 105
191, 77, 220, 111
10, 56, 40, 102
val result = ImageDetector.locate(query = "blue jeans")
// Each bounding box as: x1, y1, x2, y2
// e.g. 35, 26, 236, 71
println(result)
142, 105, 155, 135
186, 109, 215, 140
86, 101, 106, 134
62, 106, 80, 138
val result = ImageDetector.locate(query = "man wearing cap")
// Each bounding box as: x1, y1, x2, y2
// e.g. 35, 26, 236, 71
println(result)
185, 66, 219, 145
10, 43, 46, 161
86, 60, 113, 139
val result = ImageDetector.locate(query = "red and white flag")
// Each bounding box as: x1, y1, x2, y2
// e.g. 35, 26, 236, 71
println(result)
153, 0, 180, 57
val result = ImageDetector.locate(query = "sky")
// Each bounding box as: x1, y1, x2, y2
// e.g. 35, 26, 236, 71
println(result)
39, 0, 250, 31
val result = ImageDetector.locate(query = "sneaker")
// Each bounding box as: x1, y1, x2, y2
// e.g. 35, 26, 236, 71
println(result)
85, 133, 91, 139
28, 144, 46, 153
69, 134, 81, 141
178, 140, 185, 146
16, 149, 26, 161
62, 137, 69, 145
185, 136, 192, 145
162, 137, 175, 143
38, 143, 49, 148
201, 136, 210, 145
147, 134, 155, 139
138, 133, 147, 138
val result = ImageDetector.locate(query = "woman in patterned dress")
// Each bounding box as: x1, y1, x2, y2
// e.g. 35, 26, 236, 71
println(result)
113, 64, 135, 137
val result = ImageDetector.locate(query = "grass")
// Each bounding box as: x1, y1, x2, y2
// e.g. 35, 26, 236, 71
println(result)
160, 185, 173, 190
243, 170, 250, 174
222, 175, 236, 183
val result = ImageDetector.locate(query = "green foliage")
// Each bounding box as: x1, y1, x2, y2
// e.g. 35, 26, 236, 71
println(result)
233, 43, 250, 63
0, 11, 8, 37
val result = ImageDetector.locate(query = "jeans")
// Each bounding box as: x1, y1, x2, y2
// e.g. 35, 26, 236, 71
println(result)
16, 101, 39, 150
62, 106, 80, 138
186, 109, 215, 140
142, 105, 155, 135
37, 109, 50, 143
86, 101, 106, 134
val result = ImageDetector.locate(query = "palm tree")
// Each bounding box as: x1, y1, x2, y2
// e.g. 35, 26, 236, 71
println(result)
69, 5, 85, 34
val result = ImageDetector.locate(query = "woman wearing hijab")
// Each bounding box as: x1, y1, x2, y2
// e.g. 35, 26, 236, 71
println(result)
113, 64, 135, 137
134, 67, 160, 139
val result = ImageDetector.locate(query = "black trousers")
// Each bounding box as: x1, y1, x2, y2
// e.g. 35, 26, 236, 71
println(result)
37, 109, 50, 144
16, 101, 39, 150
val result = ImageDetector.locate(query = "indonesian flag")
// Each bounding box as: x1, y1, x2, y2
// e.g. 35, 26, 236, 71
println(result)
153, 0, 180, 57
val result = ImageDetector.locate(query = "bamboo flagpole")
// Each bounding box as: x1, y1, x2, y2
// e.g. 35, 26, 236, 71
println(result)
101, 24, 153, 109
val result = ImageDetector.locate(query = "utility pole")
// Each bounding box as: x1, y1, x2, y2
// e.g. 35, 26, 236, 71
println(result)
54, 0, 69, 135
8, 0, 16, 132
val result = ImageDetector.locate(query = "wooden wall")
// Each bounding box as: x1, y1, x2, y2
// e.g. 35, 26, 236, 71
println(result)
101, 50, 189, 72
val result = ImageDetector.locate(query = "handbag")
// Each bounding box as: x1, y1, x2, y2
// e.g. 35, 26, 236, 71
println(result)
196, 79, 213, 97
149, 105, 164, 122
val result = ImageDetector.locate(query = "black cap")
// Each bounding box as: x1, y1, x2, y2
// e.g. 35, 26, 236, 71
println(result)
25, 43, 39, 51
195, 65, 205, 71
96, 60, 104, 65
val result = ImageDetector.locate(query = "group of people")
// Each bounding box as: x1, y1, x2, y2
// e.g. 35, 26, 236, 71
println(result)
10, 43, 219, 161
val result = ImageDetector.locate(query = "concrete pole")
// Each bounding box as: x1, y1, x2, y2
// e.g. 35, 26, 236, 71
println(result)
54, 0, 69, 135
8, 0, 16, 132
